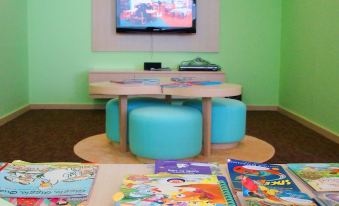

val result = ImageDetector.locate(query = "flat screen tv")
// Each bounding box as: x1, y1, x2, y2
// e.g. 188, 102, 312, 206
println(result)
116, 0, 196, 33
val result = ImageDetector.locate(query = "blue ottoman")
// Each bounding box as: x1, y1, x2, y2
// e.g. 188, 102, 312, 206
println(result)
106, 97, 166, 143
129, 105, 202, 159
183, 98, 246, 144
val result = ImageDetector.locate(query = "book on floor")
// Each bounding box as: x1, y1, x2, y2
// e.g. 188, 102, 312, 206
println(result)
154, 160, 220, 175
241, 176, 317, 206
113, 173, 237, 205
287, 163, 339, 192
0, 161, 98, 199
227, 159, 300, 191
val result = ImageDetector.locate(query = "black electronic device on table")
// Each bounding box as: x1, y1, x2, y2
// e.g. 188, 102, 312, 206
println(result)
144, 62, 162, 70
178, 57, 221, 71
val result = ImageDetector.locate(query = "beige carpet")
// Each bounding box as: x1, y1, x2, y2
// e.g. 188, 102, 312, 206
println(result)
74, 134, 275, 164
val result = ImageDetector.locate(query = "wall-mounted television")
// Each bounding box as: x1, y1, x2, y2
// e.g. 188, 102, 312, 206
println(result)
116, 0, 196, 33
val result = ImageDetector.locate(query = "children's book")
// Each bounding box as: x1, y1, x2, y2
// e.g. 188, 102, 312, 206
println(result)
217, 176, 238, 206
155, 160, 220, 175
0, 161, 98, 198
2, 197, 87, 206
288, 163, 339, 192
241, 176, 317, 206
227, 159, 299, 191
113, 174, 237, 205
316, 192, 339, 206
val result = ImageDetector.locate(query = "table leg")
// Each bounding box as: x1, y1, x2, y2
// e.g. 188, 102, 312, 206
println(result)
165, 95, 172, 104
202, 97, 212, 157
119, 95, 128, 152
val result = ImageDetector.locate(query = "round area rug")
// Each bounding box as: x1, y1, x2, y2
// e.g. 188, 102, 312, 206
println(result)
74, 134, 275, 164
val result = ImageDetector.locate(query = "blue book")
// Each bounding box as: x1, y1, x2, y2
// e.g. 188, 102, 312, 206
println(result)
241, 176, 316, 206
0, 161, 98, 198
227, 159, 300, 191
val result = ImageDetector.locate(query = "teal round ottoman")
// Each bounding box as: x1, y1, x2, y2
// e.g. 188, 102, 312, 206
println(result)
106, 97, 165, 143
129, 105, 202, 160
183, 98, 246, 144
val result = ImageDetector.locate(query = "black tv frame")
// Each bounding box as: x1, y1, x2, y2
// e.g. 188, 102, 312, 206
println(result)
116, 0, 197, 33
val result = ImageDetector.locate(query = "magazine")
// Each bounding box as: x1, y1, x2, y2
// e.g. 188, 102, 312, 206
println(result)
227, 159, 299, 191
155, 160, 220, 175
288, 163, 339, 192
241, 176, 317, 206
113, 174, 236, 205
0, 161, 98, 198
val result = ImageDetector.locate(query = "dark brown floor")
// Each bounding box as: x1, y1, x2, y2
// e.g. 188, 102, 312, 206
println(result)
0, 110, 338, 163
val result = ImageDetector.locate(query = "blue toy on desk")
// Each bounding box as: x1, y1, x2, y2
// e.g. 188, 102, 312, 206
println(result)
191, 81, 222, 85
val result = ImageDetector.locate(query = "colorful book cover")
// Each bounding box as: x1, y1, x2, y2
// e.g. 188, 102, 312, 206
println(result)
3, 197, 87, 206
0, 161, 98, 198
241, 176, 317, 206
155, 160, 220, 175
288, 163, 339, 192
227, 159, 299, 191
316, 192, 339, 206
113, 174, 234, 205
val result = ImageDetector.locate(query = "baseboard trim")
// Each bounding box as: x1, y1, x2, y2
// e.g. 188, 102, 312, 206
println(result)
29, 104, 276, 111
0, 105, 30, 126
278, 107, 339, 144
247, 105, 278, 111
30, 104, 105, 110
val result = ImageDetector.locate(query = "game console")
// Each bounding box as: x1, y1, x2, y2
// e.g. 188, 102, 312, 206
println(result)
178, 65, 220, 71
178, 57, 221, 71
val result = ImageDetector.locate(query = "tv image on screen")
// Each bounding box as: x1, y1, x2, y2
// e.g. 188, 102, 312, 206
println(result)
116, 0, 196, 33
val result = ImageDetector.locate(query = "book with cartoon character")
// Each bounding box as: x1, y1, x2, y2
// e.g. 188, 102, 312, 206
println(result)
113, 174, 237, 205
0, 161, 98, 198
288, 163, 339, 192
227, 159, 299, 191
241, 176, 317, 206
155, 160, 220, 175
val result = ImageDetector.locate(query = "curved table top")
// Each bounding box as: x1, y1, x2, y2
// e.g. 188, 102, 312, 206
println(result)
89, 80, 242, 98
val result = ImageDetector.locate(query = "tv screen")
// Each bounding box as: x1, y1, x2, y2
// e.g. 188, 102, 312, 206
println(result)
116, 0, 196, 33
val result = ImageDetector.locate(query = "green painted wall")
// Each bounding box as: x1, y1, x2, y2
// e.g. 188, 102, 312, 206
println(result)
280, 0, 339, 135
27, 0, 281, 105
0, 0, 29, 118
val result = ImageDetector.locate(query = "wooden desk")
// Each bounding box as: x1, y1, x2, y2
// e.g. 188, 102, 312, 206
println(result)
90, 79, 241, 157
89, 70, 226, 99
88, 164, 315, 206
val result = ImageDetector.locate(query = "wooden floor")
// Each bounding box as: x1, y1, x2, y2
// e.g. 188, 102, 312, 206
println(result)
0, 110, 338, 163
